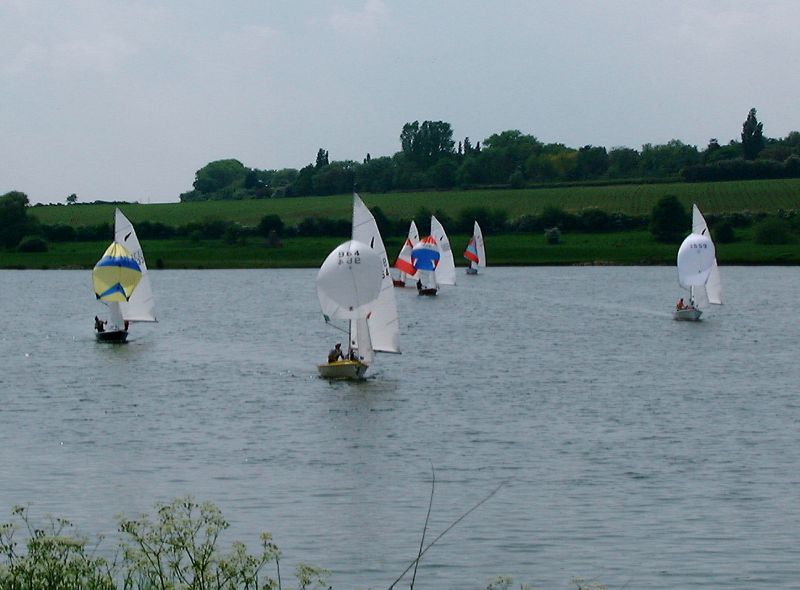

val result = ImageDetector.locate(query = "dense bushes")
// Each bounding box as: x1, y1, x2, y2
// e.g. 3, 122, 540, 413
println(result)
650, 195, 689, 243
17, 236, 48, 252
713, 221, 736, 243
753, 217, 796, 244
682, 156, 800, 182
26, 203, 703, 243
42, 203, 785, 244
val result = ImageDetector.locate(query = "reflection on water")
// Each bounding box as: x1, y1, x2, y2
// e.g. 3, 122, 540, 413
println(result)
1, 267, 799, 589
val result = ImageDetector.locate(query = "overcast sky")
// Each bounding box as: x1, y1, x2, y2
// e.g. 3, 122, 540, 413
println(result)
3, 0, 799, 204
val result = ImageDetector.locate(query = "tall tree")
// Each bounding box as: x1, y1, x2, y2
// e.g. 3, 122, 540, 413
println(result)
315, 148, 329, 168
399, 120, 455, 167
574, 145, 609, 179
741, 107, 764, 160
0, 191, 32, 248
192, 159, 248, 194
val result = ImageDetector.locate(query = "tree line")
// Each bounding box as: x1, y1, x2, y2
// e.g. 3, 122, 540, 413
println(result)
178, 108, 800, 202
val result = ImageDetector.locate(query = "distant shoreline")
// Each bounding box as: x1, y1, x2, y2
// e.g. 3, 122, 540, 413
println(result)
2, 231, 799, 269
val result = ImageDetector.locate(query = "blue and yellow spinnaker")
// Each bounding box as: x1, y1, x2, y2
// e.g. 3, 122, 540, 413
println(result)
92, 242, 142, 302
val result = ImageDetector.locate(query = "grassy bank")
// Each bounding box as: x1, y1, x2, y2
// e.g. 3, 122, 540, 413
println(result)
8, 179, 798, 268
28, 178, 800, 229
4, 229, 800, 270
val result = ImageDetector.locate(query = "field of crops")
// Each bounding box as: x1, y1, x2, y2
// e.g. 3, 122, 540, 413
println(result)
28, 178, 800, 229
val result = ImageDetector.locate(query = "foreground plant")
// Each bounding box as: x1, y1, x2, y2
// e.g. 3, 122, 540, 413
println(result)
0, 505, 114, 590
0, 497, 329, 590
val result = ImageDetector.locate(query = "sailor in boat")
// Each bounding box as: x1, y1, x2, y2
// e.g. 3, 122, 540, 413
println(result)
327, 342, 344, 363
676, 298, 685, 310
94, 316, 107, 333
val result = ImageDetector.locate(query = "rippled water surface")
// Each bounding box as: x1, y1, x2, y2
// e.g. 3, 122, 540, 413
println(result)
1, 267, 799, 589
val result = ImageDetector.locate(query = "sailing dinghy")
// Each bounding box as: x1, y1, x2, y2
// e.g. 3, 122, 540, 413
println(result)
92, 209, 157, 342
674, 204, 722, 321
411, 216, 456, 295
463, 220, 486, 275
92, 242, 141, 342
317, 193, 400, 379
411, 235, 441, 295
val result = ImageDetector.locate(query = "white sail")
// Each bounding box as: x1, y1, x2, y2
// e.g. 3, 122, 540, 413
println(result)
108, 301, 125, 331
430, 215, 456, 285
676, 204, 722, 307
692, 204, 722, 304
349, 317, 375, 366
418, 269, 438, 290
692, 203, 709, 236
316, 240, 383, 321
115, 208, 157, 322
351, 194, 401, 353
408, 220, 420, 245
474, 221, 486, 268
705, 261, 722, 304
677, 233, 715, 288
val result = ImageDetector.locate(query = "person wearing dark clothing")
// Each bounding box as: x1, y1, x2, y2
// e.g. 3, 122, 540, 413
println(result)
327, 343, 344, 363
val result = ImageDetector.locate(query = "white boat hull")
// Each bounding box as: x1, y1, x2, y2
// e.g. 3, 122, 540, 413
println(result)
673, 308, 702, 321
317, 360, 369, 380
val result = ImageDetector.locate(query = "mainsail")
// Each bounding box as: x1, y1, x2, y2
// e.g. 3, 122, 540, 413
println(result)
115, 208, 157, 322
464, 221, 486, 270
431, 215, 456, 285
351, 193, 400, 353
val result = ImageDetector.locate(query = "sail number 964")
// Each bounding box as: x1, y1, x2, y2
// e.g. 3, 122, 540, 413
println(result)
338, 250, 362, 264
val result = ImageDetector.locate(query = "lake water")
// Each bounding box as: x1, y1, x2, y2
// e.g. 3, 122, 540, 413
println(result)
1, 267, 799, 589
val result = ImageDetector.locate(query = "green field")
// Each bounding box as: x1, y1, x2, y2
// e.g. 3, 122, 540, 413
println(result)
4, 228, 800, 270
28, 178, 800, 229
6, 179, 797, 269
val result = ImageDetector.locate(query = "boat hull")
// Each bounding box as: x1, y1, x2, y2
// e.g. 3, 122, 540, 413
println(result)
673, 308, 702, 321
95, 330, 128, 343
317, 360, 369, 380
